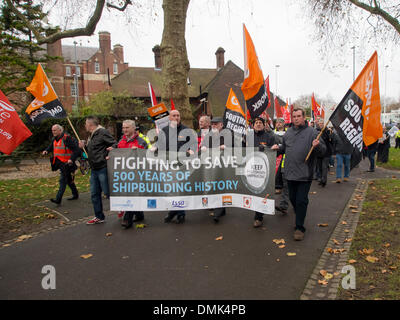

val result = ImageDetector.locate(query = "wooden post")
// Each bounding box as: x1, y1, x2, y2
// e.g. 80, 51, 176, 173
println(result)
305, 120, 330, 162
66, 116, 89, 158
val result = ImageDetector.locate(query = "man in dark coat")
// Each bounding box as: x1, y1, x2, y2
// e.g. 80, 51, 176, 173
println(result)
79, 116, 117, 225
251, 117, 277, 227
272, 108, 326, 241
377, 127, 390, 163
158, 110, 197, 224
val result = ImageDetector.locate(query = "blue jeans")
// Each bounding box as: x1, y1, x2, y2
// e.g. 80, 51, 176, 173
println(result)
367, 149, 376, 170
90, 167, 109, 220
336, 154, 351, 179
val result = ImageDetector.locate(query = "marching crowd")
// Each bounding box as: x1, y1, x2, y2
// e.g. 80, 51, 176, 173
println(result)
42, 108, 395, 241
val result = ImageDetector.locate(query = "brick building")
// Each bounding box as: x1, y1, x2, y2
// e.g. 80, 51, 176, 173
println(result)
46, 31, 129, 111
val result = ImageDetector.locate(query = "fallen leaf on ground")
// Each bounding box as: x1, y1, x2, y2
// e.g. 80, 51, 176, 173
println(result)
349, 205, 358, 209
351, 210, 359, 213
273, 239, 285, 245
341, 221, 348, 225
318, 279, 328, 285
383, 243, 391, 248
2, 244, 11, 247
333, 239, 340, 245
365, 256, 379, 263
326, 247, 334, 253
135, 224, 146, 229
381, 269, 387, 274
278, 245, 286, 249
215, 236, 223, 241
362, 248, 374, 255
324, 273, 333, 280
17, 235, 32, 241
344, 229, 350, 233
319, 270, 327, 277
389, 266, 397, 270
287, 252, 296, 256
344, 238, 352, 243
333, 272, 340, 277
80, 254, 93, 259
348, 259, 357, 264
105, 233, 112, 237
318, 223, 329, 227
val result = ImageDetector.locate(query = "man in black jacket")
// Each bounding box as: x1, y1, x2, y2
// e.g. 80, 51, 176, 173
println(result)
272, 108, 326, 241
79, 116, 116, 225
158, 110, 197, 224
43, 124, 81, 205
315, 118, 333, 187
251, 117, 277, 227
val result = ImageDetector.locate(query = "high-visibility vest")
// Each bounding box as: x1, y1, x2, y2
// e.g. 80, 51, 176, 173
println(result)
396, 131, 400, 138
139, 132, 152, 149
274, 128, 286, 168
53, 134, 73, 163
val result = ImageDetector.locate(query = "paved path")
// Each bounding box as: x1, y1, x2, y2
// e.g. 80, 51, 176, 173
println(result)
0, 158, 399, 300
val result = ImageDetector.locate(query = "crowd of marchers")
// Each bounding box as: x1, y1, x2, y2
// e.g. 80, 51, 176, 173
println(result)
42, 108, 393, 242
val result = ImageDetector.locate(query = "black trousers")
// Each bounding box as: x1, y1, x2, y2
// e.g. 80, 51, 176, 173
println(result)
396, 138, 400, 149
123, 211, 144, 225
287, 180, 312, 233
316, 157, 329, 184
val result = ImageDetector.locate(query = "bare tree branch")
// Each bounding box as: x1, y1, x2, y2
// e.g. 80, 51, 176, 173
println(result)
106, 0, 132, 11
5, 0, 107, 44
349, 0, 400, 34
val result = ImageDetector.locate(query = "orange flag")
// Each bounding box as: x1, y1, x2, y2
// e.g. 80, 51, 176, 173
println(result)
241, 24, 268, 119
351, 51, 382, 146
25, 64, 66, 125
223, 88, 246, 135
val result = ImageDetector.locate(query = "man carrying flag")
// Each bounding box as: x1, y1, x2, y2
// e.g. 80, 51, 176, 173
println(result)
328, 51, 382, 170
0, 89, 32, 154
241, 24, 269, 119
25, 64, 67, 125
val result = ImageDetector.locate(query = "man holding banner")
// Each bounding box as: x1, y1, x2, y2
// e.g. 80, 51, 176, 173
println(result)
272, 108, 326, 241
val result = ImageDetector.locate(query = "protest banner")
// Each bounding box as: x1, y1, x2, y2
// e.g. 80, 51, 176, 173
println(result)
108, 148, 276, 214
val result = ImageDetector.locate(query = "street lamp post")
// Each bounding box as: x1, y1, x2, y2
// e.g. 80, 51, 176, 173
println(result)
275, 64, 280, 97
73, 41, 79, 111
384, 64, 389, 126
350, 46, 355, 82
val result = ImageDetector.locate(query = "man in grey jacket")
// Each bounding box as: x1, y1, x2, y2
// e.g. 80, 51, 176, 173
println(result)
272, 108, 326, 241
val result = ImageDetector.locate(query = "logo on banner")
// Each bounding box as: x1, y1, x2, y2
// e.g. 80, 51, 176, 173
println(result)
202, 197, 208, 207
222, 195, 232, 206
172, 200, 187, 209
147, 199, 157, 209
243, 197, 252, 208
115, 200, 134, 209
241, 152, 270, 194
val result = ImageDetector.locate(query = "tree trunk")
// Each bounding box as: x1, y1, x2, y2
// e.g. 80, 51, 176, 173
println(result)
160, 0, 192, 127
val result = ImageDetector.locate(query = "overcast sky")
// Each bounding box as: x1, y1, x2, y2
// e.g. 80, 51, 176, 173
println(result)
54, 0, 400, 106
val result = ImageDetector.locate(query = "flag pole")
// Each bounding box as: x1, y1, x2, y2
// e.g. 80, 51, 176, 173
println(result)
305, 120, 330, 162
66, 116, 89, 158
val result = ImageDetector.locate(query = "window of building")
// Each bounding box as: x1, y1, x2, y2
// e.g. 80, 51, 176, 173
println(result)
71, 83, 77, 97
76, 66, 81, 76
95, 62, 100, 73
113, 63, 118, 74
66, 66, 71, 76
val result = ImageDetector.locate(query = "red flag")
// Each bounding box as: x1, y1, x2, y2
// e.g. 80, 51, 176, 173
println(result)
274, 96, 283, 118
0, 89, 32, 154
283, 100, 291, 124
148, 82, 158, 107
170, 98, 176, 111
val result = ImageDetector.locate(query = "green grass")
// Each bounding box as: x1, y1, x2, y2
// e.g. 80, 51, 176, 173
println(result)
337, 178, 400, 300
379, 148, 400, 170
0, 174, 90, 241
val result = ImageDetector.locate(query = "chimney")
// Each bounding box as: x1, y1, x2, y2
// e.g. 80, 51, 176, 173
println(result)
215, 47, 225, 70
99, 31, 111, 54
113, 44, 124, 62
152, 45, 162, 70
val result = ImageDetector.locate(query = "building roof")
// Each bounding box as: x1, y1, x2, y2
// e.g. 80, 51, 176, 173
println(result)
61, 45, 98, 63
111, 66, 218, 98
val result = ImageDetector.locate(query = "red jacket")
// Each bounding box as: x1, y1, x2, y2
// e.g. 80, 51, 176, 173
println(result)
117, 134, 148, 149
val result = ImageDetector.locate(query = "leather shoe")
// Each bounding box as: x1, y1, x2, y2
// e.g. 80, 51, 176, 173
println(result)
176, 215, 185, 224
253, 220, 263, 228
67, 196, 79, 200
50, 198, 61, 205
294, 229, 305, 241
275, 206, 288, 215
